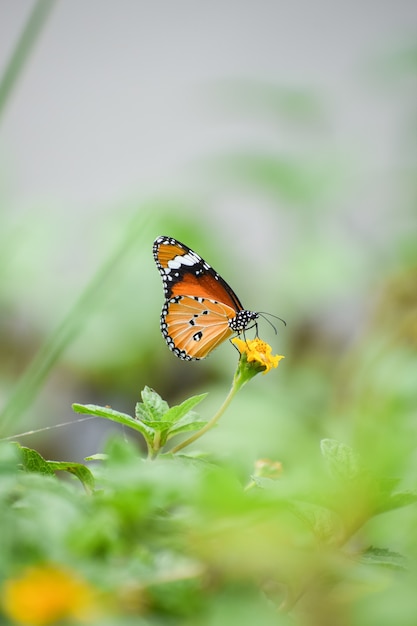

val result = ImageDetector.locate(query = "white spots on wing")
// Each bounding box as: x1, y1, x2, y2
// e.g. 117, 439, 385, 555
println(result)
167, 253, 199, 270
167, 259, 181, 270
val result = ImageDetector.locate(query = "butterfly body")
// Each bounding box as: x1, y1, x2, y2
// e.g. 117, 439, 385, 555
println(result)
153, 236, 259, 360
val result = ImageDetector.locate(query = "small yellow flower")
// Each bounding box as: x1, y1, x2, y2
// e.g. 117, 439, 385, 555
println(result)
254, 458, 283, 480
232, 337, 284, 374
2, 564, 98, 625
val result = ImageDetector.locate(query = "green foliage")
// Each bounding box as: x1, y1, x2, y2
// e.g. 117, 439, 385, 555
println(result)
73, 387, 208, 459
2, 373, 417, 624
15, 443, 95, 493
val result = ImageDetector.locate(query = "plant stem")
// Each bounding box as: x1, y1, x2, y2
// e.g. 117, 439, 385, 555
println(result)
0, 211, 151, 435
170, 372, 244, 454
0, 0, 57, 122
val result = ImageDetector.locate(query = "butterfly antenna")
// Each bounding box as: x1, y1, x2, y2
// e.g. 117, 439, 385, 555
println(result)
258, 312, 287, 335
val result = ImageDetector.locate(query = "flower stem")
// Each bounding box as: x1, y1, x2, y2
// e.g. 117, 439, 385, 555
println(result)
170, 372, 245, 454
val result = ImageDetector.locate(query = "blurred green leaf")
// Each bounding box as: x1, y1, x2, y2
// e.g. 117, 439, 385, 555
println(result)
360, 546, 407, 570
47, 461, 95, 495
320, 439, 362, 481
376, 489, 417, 514
209, 153, 338, 205
369, 42, 417, 82
214, 79, 326, 126
0, 208, 152, 435
290, 500, 342, 543
0, 0, 57, 122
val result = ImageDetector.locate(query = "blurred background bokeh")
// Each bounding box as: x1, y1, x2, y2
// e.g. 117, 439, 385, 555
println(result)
0, 0, 416, 471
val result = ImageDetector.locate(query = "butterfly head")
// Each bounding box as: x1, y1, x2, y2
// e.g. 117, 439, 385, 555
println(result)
228, 309, 259, 334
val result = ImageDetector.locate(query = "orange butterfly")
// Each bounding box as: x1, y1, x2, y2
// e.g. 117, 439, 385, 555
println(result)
153, 236, 268, 360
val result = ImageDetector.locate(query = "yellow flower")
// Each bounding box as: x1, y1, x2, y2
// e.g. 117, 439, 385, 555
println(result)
2, 564, 98, 625
232, 337, 284, 374
254, 458, 283, 480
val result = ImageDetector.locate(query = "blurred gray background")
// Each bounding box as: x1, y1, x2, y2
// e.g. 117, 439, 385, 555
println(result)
2, 1, 415, 212
1, 1, 416, 462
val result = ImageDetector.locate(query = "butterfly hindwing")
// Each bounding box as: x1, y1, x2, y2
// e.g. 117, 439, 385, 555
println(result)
162, 296, 236, 360
153, 236, 259, 360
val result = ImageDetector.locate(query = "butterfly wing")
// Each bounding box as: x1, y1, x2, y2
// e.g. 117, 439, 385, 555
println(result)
153, 236, 244, 311
153, 236, 256, 360
162, 296, 236, 360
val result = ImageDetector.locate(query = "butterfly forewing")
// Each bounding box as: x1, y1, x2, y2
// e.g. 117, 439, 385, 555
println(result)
153, 236, 244, 311
153, 236, 259, 360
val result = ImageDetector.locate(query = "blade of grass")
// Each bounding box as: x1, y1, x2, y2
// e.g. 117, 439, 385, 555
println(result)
0, 0, 57, 122
0, 210, 152, 435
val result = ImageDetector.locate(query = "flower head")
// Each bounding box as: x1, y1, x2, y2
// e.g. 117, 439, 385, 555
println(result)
2, 564, 98, 625
245, 457, 283, 490
254, 458, 283, 480
232, 337, 284, 376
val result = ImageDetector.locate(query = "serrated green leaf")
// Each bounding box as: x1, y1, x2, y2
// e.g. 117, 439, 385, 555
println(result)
360, 546, 407, 570
167, 409, 208, 438
320, 438, 361, 481
135, 403, 150, 422
167, 420, 208, 440
72, 403, 133, 422
17, 445, 95, 493
47, 461, 95, 494
135, 386, 169, 422
72, 403, 155, 439
163, 393, 207, 424
18, 445, 55, 476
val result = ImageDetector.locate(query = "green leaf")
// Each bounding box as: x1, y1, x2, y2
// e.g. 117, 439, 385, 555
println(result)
47, 461, 95, 494
18, 445, 55, 476
135, 386, 169, 423
376, 490, 417, 514
290, 500, 342, 542
74, 391, 207, 456
167, 414, 208, 440
72, 403, 155, 439
320, 438, 361, 481
85, 453, 108, 461
163, 393, 207, 424
168, 420, 208, 439
359, 546, 407, 570
143, 422, 174, 437
17, 445, 95, 493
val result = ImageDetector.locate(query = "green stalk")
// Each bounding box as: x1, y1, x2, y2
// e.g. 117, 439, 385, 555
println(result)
170, 369, 246, 454
0, 0, 57, 122
0, 211, 151, 435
